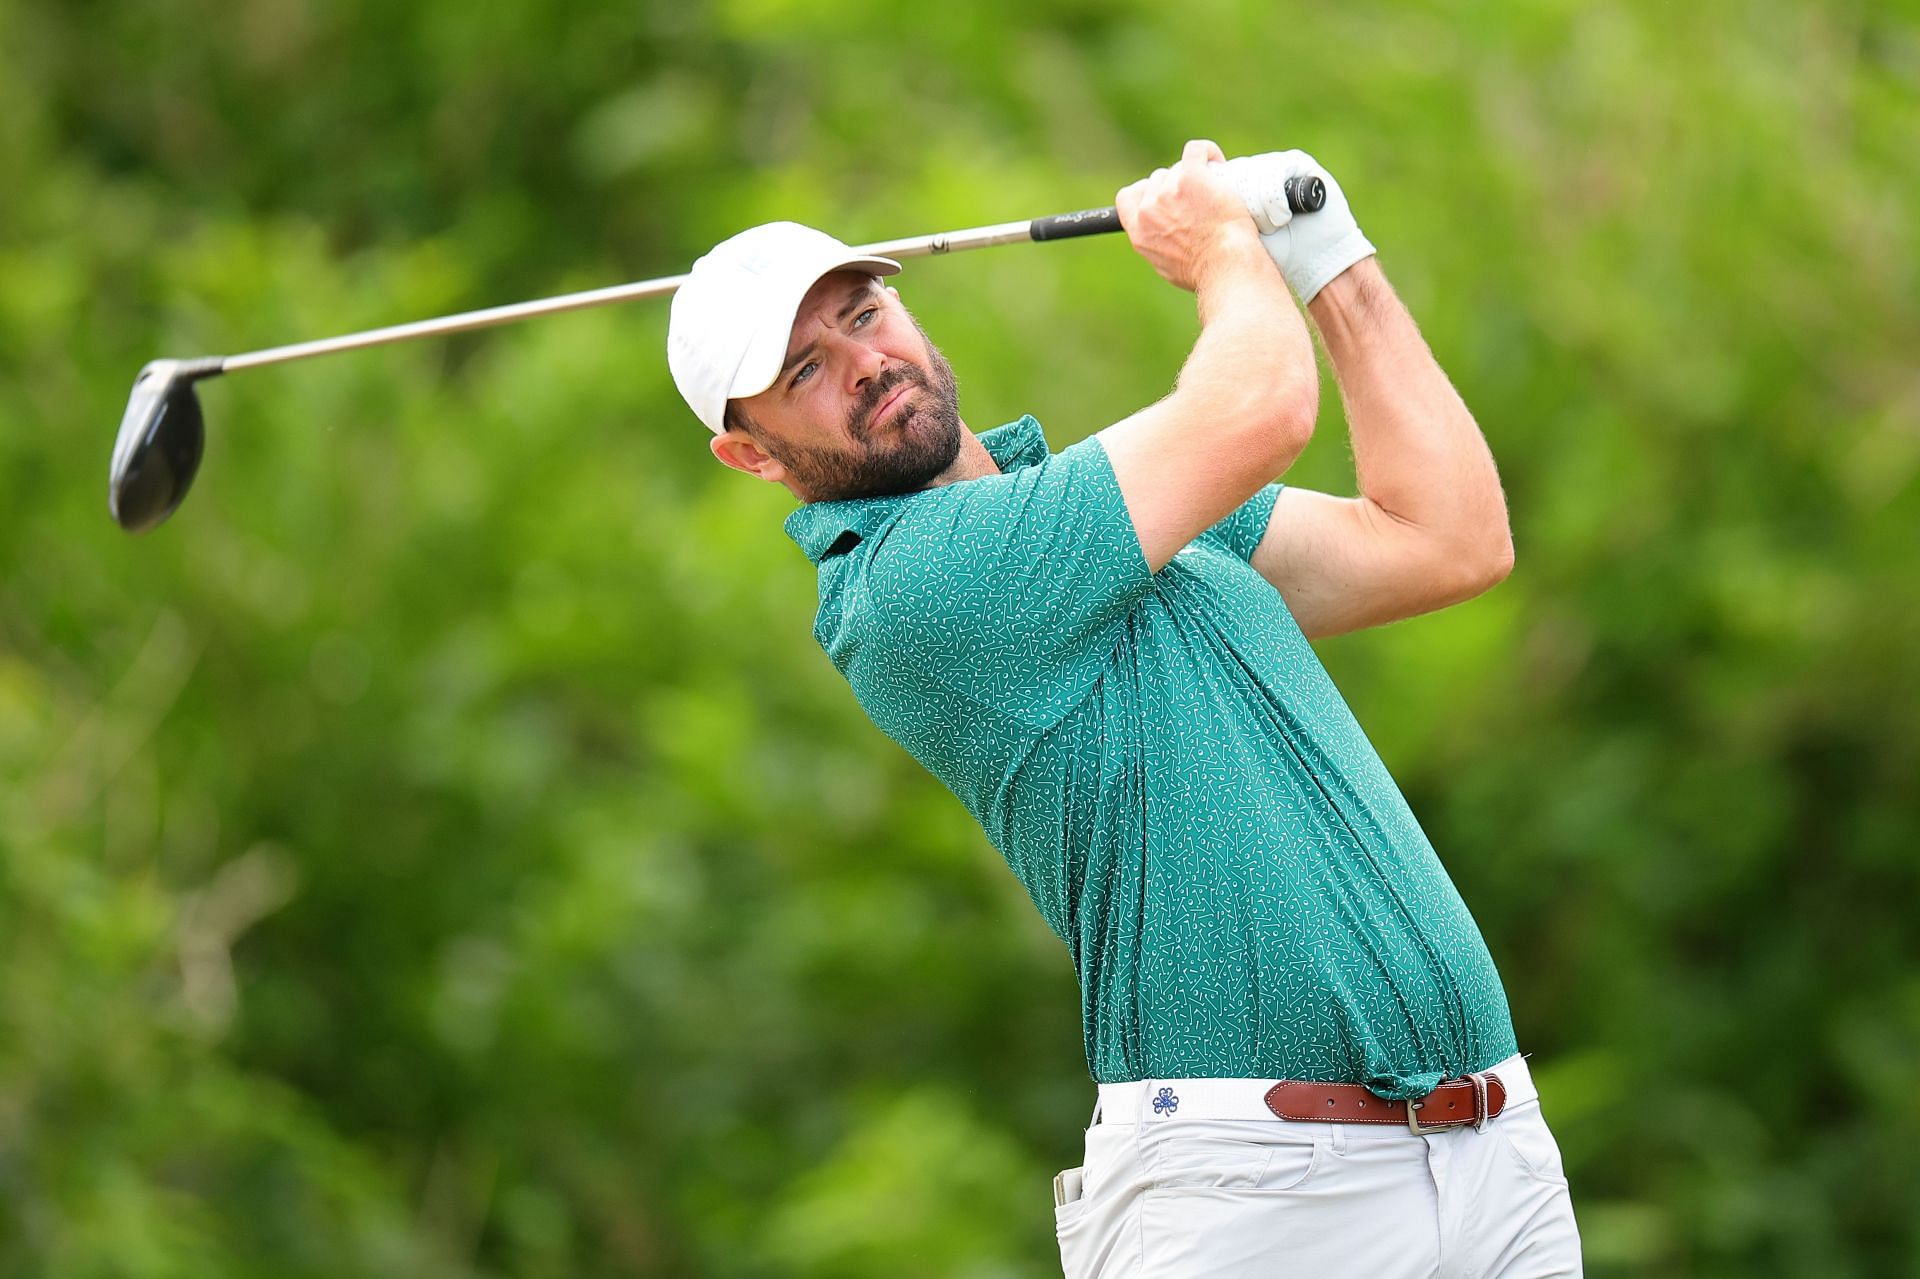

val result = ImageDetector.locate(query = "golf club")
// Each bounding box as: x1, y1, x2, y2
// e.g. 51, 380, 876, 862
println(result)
108, 169, 1325, 533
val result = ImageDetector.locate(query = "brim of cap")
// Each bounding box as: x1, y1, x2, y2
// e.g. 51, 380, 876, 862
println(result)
726, 254, 902, 408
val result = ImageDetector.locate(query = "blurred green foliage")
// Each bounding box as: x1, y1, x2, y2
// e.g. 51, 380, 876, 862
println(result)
2, 0, 1917, 1274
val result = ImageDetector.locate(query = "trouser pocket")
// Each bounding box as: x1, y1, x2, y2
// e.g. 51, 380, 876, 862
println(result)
1055, 1124, 1135, 1278
1493, 1099, 1570, 1186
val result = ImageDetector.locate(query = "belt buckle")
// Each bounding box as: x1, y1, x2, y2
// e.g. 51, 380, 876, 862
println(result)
1406, 1097, 1448, 1135
1407, 1072, 1491, 1135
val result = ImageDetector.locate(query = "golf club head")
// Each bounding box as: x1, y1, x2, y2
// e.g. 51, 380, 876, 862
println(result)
109, 357, 223, 533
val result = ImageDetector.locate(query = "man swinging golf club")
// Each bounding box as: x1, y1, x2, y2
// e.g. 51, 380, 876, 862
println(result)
667, 139, 1583, 1277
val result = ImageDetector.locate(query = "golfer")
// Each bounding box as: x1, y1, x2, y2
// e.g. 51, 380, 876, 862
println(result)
667, 138, 1582, 1277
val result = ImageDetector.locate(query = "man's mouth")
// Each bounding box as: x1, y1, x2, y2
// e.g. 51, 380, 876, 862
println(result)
872, 385, 911, 429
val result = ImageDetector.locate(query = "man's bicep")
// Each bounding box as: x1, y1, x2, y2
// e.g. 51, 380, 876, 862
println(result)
1099, 398, 1303, 574
1248, 486, 1494, 639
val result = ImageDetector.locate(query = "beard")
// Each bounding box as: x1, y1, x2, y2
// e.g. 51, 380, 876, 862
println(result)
765, 322, 965, 502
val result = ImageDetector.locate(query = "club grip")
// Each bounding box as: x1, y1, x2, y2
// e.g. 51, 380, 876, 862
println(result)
1029, 207, 1124, 241
1031, 175, 1325, 244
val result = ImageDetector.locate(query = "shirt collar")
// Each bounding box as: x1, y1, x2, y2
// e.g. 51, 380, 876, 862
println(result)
783, 414, 1052, 565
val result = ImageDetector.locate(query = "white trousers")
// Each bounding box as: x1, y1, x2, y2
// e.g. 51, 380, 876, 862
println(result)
1052, 1053, 1582, 1278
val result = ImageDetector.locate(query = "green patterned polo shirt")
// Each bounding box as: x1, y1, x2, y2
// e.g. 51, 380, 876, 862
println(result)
783, 415, 1518, 1098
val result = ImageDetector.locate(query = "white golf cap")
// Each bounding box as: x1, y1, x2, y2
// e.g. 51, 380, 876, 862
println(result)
667, 221, 902, 435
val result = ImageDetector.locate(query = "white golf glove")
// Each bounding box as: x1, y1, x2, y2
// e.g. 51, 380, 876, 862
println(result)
1215, 150, 1375, 303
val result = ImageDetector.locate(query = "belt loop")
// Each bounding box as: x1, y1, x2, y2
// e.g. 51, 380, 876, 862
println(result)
1469, 1071, 1491, 1132
1089, 1094, 1103, 1128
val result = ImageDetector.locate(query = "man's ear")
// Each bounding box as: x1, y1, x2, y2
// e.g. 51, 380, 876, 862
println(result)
885, 285, 900, 301
710, 430, 787, 484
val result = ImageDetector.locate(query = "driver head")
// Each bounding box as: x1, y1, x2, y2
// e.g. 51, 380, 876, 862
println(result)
109, 358, 220, 533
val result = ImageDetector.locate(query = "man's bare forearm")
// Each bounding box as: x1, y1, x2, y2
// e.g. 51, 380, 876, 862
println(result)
1179, 231, 1320, 452
1305, 258, 1512, 567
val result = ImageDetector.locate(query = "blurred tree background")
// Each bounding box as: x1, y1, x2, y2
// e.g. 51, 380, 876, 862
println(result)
1, 0, 1916, 1274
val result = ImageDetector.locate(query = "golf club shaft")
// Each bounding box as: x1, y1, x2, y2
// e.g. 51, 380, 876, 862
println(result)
220, 210, 1125, 375
219, 166, 1325, 374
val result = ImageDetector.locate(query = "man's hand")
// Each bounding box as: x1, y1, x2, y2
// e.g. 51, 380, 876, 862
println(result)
1115, 139, 1263, 293
1235, 149, 1376, 303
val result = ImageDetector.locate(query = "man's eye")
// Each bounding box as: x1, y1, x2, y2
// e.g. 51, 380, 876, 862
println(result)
790, 309, 878, 389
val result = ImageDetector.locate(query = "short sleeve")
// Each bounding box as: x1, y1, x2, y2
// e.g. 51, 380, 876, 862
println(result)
857, 435, 1154, 727
1197, 482, 1285, 561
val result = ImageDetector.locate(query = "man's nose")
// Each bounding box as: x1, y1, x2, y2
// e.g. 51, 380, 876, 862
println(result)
842, 340, 889, 392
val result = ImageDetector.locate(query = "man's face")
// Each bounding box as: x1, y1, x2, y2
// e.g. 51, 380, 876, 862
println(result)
712, 270, 963, 502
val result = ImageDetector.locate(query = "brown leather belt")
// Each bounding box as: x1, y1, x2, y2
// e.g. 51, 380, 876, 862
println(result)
1264, 1070, 1507, 1134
